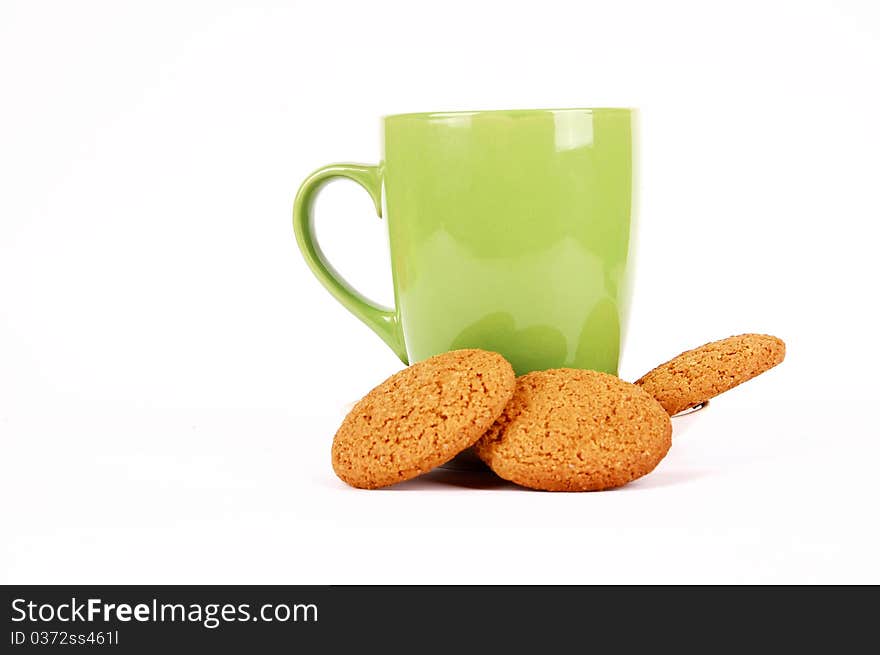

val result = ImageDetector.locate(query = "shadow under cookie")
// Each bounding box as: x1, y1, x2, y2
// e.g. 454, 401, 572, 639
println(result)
377, 467, 522, 491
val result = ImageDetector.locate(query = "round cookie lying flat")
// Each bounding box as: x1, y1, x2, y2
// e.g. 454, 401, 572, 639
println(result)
475, 369, 672, 492
332, 349, 515, 489
635, 334, 785, 416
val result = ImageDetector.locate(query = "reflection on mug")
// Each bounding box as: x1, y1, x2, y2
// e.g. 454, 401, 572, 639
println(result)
575, 297, 621, 375
451, 312, 567, 376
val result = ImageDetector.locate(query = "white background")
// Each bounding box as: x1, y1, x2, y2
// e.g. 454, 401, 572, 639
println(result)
2, 0, 878, 584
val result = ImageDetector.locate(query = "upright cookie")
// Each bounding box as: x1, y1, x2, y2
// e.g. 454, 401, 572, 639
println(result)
332, 349, 515, 489
475, 369, 672, 492
635, 333, 785, 415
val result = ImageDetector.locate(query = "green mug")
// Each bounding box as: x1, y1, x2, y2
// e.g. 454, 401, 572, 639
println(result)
294, 108, 637, 376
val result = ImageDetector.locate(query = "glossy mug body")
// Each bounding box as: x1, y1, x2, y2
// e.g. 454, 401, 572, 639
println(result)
294, 108, 638, 375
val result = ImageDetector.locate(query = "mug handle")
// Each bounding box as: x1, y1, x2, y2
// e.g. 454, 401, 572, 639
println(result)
293, 163, 408, 364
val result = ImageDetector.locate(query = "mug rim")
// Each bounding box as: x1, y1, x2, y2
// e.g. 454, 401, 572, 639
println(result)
384, 107, 636, 121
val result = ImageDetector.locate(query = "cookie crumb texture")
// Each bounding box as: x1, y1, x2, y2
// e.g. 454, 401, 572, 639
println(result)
635, 334, 785, 415
475, 369, 672, 491
332, 349, 515, 489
